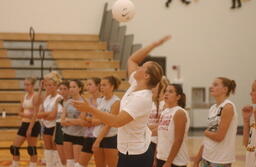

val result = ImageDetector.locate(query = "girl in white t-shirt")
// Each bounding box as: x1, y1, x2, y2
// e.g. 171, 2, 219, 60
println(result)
242, 80, 256, 167
156, 84, 190, 167
37, 71, 63, 167
193, 77, 238, 167
72, 36, 171, 167
148, 77, 169, 166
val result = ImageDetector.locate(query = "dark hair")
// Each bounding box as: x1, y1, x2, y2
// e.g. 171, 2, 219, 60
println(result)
169, 84, 186, 108
103, 76, 121, 91
88, 77, 101, 86
145, 61, 164, 89
59, 80, 70, 88
218, 77, 236, 96
70, 80, 84, 95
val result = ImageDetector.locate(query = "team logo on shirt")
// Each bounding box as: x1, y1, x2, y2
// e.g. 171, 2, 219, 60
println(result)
208, 107, 223, 132
158, 114, 172, 131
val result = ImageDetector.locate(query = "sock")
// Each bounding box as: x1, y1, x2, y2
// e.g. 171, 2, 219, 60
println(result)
29, 162, 37, 167
74, 162, 84, 167
66, 159, 75, 167
44, 149, 54, 167
10, 160, 19, 167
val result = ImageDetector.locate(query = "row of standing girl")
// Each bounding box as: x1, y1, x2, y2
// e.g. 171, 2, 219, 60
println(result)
10, 35, 255, 167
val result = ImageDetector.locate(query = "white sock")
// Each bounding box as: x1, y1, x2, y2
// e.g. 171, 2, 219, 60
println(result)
74, 162, 83, 167
29, 162, 37, 167
44, 149, 54, 167
53, 150, 62, 167
66, 159, 75, 167
10, 160, 19, 167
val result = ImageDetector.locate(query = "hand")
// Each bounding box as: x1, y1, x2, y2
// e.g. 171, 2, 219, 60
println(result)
61, 120, 69, 126
92, 141, 100, 152
26, 128, 32, 137
242, 105, 253, 121
71, 100, 91, 113
55, 96, 63, 104
153, 35, 172, 47
162, 161, 172, 167
192, 161, 200, 167
152, 159, 157, 167
39, 79, 45, 90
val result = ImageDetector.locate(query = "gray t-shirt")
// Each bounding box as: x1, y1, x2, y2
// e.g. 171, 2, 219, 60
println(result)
62, 98, 85, 137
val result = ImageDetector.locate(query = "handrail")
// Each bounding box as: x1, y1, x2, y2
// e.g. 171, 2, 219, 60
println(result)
29, 27, 35, 65
39, 45, 45, 80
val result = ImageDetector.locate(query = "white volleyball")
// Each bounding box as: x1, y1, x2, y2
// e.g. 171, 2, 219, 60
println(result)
112, 0, 136, 22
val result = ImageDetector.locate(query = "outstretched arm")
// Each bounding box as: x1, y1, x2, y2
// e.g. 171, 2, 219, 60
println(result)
128, 36, 171, 76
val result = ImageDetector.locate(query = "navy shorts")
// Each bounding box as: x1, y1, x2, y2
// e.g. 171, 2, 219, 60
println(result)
17, 121, 41, 137
54, 122, 64, 145
82, 137, 96, 153
63, 133, 84, 145
117, 145, 153, 167
43, 126, 55, 136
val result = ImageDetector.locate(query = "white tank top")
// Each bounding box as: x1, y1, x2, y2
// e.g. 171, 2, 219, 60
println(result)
42, 94, 62, 128
93, 95, 120, 137
148, 101, 165, 144
202, 99, 237, 164
22, 93, 34, 122
156, 106, 190, 166
245, 104, 256, 167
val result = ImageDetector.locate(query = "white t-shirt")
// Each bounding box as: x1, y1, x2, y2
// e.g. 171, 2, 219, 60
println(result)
117, 71, 153, 155
245, 104, 256, 167
156, 106, 190, 166
42, 94, 62, 128
148, 101, 165, 144
202, 99, 237, 164
93, 95, 120, 137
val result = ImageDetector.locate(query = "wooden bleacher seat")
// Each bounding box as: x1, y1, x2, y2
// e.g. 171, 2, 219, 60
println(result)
0, 49, 7, 57
61, 70, 127, 80
56, 60, 120, 69
0, 70, 16, 78
0, 33, 99, 41
0, 59, 11, 67
0, 91, 23, 101
51, 50, 113, 60
0, 104, 20, 114
0, 116, 21, 128
47, 41, 107, 50
0, 80, 20, 89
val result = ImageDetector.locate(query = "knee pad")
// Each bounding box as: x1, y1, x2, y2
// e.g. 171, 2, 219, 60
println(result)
10, 145, 20, 156
27, 146, 37, 156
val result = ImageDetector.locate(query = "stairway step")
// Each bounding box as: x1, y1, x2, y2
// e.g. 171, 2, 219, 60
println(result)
0, 33, 99, 41
47, 41, 107, 50
51, 50, 113, 60
1, 41, 47, 49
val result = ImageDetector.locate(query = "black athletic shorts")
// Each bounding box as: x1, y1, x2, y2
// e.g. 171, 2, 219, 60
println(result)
43, 126, 55, 136
81, 137, 96, 153
55, 122, 64, 145
17, 121, 41, 137
63, 133, 84, 145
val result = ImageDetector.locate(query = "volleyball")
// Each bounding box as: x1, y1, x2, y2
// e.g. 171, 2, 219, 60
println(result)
112, 0, 136, 22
